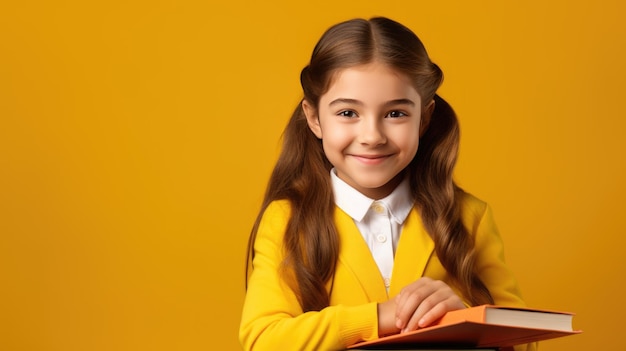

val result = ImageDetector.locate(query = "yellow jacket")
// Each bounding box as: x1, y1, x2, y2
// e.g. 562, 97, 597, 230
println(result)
240, 193, 535, 351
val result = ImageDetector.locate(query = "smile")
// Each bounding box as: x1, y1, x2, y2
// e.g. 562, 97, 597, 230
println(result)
351, 154, 392, 165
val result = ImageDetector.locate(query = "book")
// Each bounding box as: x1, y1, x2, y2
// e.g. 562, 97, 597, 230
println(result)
348, 305, 581, 349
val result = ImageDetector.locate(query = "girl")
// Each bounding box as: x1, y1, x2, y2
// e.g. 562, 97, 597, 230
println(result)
240, 17, 534, 351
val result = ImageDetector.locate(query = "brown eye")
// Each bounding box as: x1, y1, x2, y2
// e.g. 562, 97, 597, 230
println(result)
387, 110, 407, 118
338, 110, 357, 118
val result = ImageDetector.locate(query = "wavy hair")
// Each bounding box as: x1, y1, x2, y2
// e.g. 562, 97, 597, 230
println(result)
246, 17, 494, 312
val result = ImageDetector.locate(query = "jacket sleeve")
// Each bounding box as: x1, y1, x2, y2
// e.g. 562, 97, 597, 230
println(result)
239, 200, 379, 351
467, 196, 537, 351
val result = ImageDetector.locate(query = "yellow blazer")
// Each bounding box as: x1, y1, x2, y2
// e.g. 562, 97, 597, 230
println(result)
240, 193, 534, 351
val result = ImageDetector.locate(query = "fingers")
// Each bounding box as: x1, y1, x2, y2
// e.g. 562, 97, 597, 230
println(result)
394, 278, 465, 333
405, 293, 463, 332
394, 278, 436, 329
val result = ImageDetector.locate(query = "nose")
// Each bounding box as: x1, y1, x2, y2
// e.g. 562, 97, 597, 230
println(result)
358, 117, 386, 146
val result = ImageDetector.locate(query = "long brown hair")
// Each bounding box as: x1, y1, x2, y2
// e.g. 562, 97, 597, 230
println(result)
246, 17, 494, 312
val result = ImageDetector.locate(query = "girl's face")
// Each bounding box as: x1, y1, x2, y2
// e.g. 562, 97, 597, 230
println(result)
304, 62, 430, 199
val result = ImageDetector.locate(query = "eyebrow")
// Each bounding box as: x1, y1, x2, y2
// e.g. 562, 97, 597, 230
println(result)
328, 98, 416, 108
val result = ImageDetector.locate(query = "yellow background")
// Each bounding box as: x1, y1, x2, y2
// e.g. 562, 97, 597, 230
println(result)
1, 1, 624, 350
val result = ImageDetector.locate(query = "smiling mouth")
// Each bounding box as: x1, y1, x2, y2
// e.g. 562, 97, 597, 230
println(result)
351, 154, 392, 164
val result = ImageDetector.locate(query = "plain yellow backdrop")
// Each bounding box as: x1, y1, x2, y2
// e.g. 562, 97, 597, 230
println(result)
1, 1, 624, 350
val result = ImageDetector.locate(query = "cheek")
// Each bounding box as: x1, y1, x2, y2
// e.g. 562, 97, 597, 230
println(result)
391, 128, 420, 151
321, 127, 352, 150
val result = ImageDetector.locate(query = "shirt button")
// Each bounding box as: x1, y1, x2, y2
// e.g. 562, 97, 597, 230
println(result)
384, 278, 390, 287
376, 234, 387, 243
373, 203, 385, 214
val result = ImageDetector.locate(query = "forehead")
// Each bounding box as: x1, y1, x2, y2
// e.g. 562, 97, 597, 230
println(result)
322, 62, 422, 105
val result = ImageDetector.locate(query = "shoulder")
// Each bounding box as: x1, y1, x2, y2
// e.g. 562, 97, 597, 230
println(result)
255, 200, 293, 243
261, 199, 292, 219
457, 191, 493, 232
458, 190, 488, 217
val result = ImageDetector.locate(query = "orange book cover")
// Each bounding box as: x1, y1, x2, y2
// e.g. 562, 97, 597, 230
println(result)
348, 305, 582, 349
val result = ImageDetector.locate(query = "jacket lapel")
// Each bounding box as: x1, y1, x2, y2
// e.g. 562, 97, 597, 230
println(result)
389, 207, 435, 296
334, 206, 435, 301
335, 207, 389, 302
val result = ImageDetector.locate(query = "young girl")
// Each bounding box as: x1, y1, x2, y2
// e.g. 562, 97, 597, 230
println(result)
240, 17, 534, 351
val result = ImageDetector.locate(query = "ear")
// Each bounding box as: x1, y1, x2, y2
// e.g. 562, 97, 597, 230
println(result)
420, 99, 435, 137
302, 99, 323, 139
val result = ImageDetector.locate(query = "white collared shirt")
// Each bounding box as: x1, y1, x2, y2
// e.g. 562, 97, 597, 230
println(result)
330, 169, 413, 291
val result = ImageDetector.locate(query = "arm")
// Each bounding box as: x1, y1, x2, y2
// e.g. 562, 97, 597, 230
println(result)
468, 196, 538, 351
470, 199, 527, 310
380, 195, 538, 351
239, 201, 379, 351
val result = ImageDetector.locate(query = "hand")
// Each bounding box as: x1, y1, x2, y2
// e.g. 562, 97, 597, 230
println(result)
394, 277, 465, 333
377, 298, 400, 337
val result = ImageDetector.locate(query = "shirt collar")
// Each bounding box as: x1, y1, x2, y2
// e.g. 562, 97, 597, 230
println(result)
330, 169, 413, 224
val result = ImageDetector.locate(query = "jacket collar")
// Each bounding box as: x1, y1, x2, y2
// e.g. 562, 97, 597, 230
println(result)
331, 169, 413, 225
